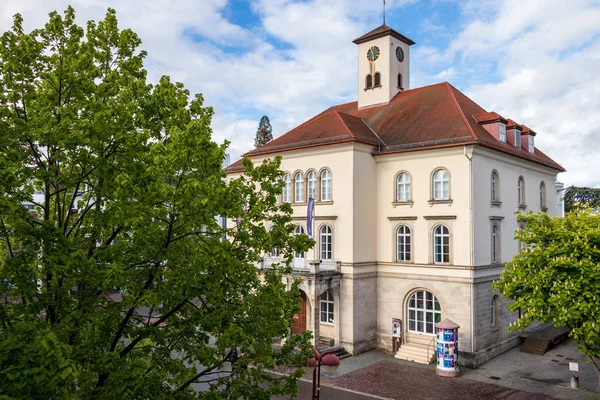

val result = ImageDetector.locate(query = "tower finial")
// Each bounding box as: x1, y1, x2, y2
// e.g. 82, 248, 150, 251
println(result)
383, 0, 386, 25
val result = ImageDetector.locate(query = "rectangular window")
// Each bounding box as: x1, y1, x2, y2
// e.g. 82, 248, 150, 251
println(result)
515, 130, 521, 148
499, 123, 506, 143
529, 136, 535, 152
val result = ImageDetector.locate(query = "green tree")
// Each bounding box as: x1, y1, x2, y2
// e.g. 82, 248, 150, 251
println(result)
564, 185, 600, 213
0, 7, 312, 399
254, 115, 273, 148
494, 210, 600, 388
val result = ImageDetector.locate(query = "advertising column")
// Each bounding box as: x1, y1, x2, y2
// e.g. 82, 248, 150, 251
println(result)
435, 319, 460, 377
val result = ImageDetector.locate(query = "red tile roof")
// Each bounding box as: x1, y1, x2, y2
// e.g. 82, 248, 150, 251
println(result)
473, 112, 507, 124
506, 119, 522, 130
225, 82, 564, 173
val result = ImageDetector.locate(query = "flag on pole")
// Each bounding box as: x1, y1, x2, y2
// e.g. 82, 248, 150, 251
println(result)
307, 198, 315, 239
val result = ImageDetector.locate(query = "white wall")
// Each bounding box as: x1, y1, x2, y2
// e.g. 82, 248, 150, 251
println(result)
472, 147, 561, 266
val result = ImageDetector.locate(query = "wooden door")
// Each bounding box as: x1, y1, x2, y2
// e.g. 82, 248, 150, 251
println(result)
291, 292, 307, 334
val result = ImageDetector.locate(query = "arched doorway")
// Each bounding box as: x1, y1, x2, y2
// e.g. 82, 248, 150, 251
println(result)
407, 290, 441, 335
292, 291, 308, 334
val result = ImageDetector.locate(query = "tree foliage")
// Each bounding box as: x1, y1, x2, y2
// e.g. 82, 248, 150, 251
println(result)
494, 210, 600, 387
254, 115, 273, 148
564, 185, 600, 213
0, 7, 312, 399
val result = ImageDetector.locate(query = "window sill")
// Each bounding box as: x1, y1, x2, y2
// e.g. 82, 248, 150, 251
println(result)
397, 86, 404, 91
364, 85, 382, 91
320, 322, 334, 326
316, 200, 334, 205
517, 204, 527, 211
541, 206, 548, 212
392, 200, 414, 208
291, 202, 308, 206
428, 199, 453, 206
490, 200, 502, 208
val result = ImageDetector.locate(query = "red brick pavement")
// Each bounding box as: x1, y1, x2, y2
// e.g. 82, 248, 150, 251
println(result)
317, 361, 553, 400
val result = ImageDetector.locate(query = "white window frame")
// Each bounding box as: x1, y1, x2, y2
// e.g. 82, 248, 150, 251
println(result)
320, 225, 332, 260
499, 123, 506, 143
433, 224, 450, 264
396, 225, 411, 262
319, 291, 334, 323
282, 174, 291, 203
320, 169, 332, 201
294, 172, 304, 203
515, 130, 521, 148
307, 171, 317, 200
396, 172, 411, 202
528, 135, 535, 153
407, 290, 441, 334
433, 169, 450, 200
491, 170, 499, 201
294, 225, 305, 259
518, 176, 525, 206
491, 224, 500, 264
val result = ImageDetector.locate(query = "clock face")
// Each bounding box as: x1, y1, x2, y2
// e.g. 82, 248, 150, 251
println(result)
396, 46, 404, 62
366, 46, 380, 62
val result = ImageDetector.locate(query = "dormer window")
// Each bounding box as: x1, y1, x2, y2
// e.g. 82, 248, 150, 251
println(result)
528, 135, 535, 153
515, 130, 521, 148
499, 123, 506, 143
374, 72, 381, 87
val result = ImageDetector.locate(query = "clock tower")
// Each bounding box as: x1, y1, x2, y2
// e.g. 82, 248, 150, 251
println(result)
353, 25, 415, 109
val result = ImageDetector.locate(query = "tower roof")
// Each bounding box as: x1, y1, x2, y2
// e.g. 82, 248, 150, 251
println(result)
352, 24, 415, 46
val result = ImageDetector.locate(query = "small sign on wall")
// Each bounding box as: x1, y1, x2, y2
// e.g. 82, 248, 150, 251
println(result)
392, 318, 402, 352
569, 362, 579, 372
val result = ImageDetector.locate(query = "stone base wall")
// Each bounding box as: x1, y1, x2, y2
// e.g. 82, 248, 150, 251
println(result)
459, 335, 523, 366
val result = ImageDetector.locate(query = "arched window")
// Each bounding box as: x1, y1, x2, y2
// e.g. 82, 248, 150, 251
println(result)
294, 172, 304, 203
294, 225, 305, 259
398, 73, 403, 89
491, 295, 499, 326
433, 169, 450, 200
518, 176, 525, 206
320, 225, 332, 260
320, 291, 334, 323
491, 170, 499, 202
366, 74, 373, 89
433, 225, 450, 264
307, 171, 317, 200
374, 72, 381, 86
491, 224, 500, 264
320, 169, 332, 201
396, 172, 411, 202
540, 181, 547, 210
282, 174, 291, 203
396, 225, 411, 262
408, 290, 441, 334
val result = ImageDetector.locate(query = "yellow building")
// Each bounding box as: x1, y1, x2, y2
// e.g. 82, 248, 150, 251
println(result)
225, 24, 564, 366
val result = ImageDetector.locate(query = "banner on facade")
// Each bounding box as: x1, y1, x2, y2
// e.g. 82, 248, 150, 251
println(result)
307, 198, 315, 239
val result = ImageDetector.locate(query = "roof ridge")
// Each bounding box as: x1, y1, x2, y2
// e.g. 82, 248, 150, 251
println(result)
444, 82, 478, 142
334, 110, 357, 139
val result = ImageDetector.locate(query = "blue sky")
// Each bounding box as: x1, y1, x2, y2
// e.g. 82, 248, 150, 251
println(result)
2, 0, 599, 186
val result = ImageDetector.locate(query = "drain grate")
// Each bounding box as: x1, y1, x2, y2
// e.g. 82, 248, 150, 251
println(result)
551, 359, 559, 362
556, 354, 564, 357
489, 376, 502, 380
565, 358, 574, 361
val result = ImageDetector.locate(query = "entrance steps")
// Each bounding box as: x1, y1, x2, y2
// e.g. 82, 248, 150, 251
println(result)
395, 333, 436, 364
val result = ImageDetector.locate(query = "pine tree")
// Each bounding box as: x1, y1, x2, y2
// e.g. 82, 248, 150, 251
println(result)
254, 115, 273, 147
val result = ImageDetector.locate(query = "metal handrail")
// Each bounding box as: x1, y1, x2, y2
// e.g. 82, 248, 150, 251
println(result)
426, 335, 436, 363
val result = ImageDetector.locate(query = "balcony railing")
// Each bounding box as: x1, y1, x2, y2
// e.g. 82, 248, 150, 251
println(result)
259, 257, 340, 273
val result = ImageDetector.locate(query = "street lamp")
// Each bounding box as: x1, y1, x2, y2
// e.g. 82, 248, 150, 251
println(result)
307, 348, 340, 400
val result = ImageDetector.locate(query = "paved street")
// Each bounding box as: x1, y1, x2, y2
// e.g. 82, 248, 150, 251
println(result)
271, 338, 600, 400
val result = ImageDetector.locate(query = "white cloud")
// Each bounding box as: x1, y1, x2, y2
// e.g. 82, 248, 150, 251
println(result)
1, 0, 599, 186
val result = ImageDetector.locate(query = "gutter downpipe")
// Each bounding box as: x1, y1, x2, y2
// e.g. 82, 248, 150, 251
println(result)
464, 145, 475, 356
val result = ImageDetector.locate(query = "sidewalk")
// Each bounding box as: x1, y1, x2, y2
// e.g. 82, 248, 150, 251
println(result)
279, 338, 599, 400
